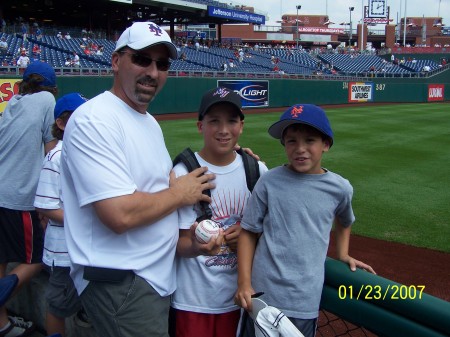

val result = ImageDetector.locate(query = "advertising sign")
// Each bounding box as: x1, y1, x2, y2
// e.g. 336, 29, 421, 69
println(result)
0, 79, 20, 113
217, 80, 269, 108
298, 27, 345, 34
348, 82, 374, 102
208, 6, 265, 25
427, 84, 444, 102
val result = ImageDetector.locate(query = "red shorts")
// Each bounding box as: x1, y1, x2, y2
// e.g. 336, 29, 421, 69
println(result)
0, 207, 44, 264
175, 309, 240, 337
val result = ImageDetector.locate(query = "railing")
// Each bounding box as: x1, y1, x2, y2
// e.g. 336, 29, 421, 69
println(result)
322, 258, 450, 337
0, 66, 112, 76
1, 63, 447, 80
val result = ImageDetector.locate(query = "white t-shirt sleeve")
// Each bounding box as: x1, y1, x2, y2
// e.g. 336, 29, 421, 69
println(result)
64, 117, 136, 207
34, 147, 61, 210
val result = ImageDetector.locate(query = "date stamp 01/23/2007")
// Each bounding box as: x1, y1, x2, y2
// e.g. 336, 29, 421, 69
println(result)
337, 284, 426, 301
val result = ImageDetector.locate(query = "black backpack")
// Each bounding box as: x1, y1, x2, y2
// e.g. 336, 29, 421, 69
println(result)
173, 147, 260, 222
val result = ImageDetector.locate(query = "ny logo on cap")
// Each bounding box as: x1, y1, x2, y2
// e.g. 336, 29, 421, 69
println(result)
291, 105, 303, 118
213, 87, 231, 98
147, 23, 163, 36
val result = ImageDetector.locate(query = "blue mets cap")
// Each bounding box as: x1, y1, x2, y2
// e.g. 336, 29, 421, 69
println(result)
23, 61, 56, 87
54, 93, 88, 119
268, 104, 334, 146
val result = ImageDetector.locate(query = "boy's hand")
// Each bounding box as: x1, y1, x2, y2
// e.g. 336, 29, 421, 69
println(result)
341, 255, 376, 274
190, 223, 224, 256
224, 224, 241, 252
234, 285, 256, 312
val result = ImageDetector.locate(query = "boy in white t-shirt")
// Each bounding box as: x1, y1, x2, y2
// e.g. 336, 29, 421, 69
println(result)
34, 93, 88, 337
171, 87, 268, 337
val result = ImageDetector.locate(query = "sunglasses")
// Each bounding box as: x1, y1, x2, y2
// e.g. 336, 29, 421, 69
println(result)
119, 50, 171, 71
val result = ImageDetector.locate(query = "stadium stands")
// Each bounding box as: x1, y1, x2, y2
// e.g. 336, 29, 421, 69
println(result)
0, 32, 446, 78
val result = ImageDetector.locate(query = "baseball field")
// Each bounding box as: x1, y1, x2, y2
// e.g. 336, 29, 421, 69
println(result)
159, 102, 450, 253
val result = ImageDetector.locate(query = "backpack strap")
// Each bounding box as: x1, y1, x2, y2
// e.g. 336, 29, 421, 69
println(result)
173, 148, 202, 175
173, 148, 212, 222
236, 147, 260, 192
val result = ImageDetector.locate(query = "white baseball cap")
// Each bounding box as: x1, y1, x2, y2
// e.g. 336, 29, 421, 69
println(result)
114, 22, 178, 59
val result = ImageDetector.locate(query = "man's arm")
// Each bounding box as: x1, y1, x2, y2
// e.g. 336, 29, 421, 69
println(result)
93, 167, 215, 234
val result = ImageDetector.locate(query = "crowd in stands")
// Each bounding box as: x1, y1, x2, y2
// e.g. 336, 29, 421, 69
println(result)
0, 18, 448, 77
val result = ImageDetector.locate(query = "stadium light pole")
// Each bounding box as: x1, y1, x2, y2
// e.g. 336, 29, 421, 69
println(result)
403, 0, 407, 47
360, 0, 364, 52
349, 7, 355, 47
296, 5, 301, 49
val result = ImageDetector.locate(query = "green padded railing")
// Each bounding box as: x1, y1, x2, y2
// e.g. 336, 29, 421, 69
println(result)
321, 258, 450, 337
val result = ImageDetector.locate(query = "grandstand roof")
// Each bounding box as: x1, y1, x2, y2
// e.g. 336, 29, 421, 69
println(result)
1, 0, 262, 33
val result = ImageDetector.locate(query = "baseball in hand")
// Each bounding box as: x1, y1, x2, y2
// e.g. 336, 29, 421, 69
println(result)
195, 220, 220, 243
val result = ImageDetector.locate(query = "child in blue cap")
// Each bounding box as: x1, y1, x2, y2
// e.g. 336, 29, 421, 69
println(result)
34, 93, 88, 337
234, 104, 375, 337
0, 61, 58, 337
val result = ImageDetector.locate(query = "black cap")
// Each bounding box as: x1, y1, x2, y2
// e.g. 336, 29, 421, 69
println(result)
198, 87, 244, 120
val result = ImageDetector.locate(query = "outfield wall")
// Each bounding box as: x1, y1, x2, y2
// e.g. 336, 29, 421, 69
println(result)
1, 71, 449, 114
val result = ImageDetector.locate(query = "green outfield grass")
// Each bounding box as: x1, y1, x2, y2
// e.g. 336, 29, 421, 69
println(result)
159, 103, 450, 253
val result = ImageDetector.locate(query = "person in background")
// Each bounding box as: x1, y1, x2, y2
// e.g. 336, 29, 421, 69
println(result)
0, 37, 8, 56
16, 52, 30, 73
0, 61, 58, 337
34, 93, 89, 337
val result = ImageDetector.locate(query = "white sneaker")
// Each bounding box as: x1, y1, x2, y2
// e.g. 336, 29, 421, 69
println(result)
0, 316, 35, 337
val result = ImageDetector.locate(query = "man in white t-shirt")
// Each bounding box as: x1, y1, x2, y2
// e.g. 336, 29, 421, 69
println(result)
17, 52, 30, 71
72, 52, 80, 67
60, 22, 214, 337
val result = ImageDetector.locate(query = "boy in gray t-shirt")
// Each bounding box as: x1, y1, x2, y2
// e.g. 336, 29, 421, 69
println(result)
234, 104, 376, 337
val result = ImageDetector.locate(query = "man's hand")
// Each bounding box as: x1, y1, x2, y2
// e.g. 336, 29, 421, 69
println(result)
234, 144, 260, 161
169, 167, 215, 206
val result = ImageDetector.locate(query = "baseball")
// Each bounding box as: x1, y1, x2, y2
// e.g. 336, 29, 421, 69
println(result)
195, 219, 220, 244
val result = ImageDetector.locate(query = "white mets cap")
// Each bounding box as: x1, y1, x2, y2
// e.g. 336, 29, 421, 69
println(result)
114, 22, 177, 59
